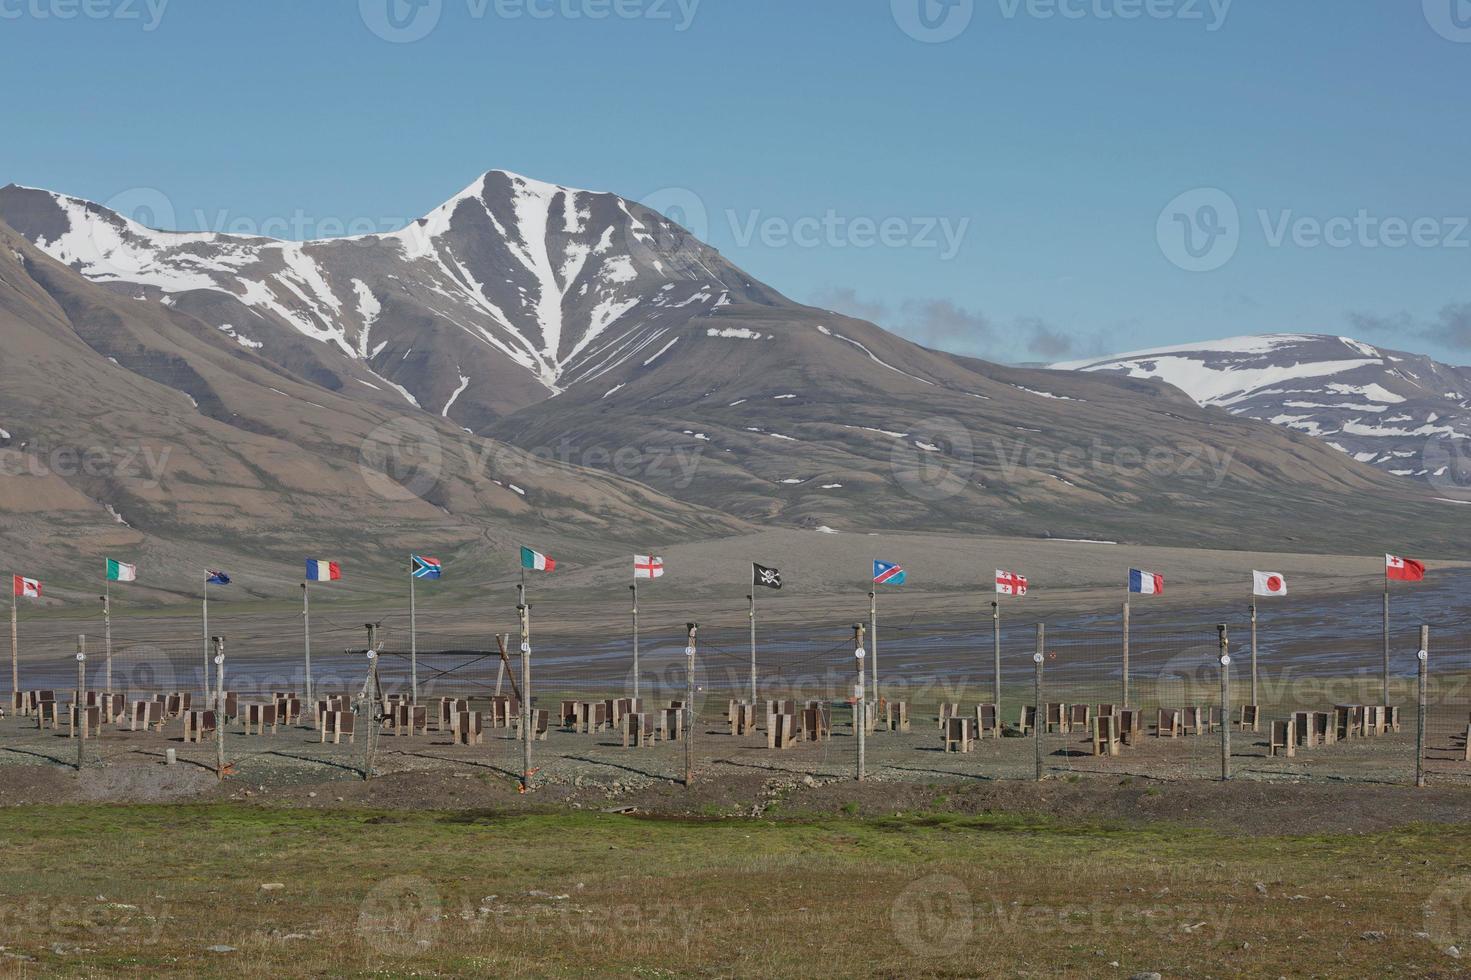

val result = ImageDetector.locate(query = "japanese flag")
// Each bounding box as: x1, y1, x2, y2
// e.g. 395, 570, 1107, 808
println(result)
1253, 570, 1287, 597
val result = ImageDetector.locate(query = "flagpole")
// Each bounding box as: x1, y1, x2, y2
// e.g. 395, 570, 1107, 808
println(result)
630, 580, 640, 702
202, 577, 210, 703
9, 588, 17, 708
868, 588, 879, 708
302, 581, 313, 703
748, 565, 757, 705
409, 558, 418, 706
1382, 566, 1390, 708
103, 580, 112, 694
1249, 587, 1258, 710
992, 597, 1001, 705
1122, 587, 1131, 709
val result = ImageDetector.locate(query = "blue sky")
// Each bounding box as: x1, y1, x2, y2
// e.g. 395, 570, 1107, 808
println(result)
3, 0, 1469, 364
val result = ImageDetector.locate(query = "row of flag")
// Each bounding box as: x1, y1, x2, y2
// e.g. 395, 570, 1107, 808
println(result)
8, 552, 1429, 600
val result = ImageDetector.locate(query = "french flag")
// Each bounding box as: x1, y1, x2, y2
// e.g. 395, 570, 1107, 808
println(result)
1128, 568, 1164, 595
306, 559, 341, 582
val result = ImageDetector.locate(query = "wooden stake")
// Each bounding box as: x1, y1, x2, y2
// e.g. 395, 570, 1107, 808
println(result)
1218, 623, 1231, 781
854, 623, 866, 782
684, 622, 698, 787
1416, 625, 1429, 788
213, 636, 226, 781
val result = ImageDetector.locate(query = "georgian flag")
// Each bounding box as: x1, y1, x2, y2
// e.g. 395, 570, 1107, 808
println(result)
1253, 570, 1288, 597
1386, 554, 1426, 582
634, 555, 664, 580
12, 575, 40, 599
306, 559, 342, 582
995, 569, 1028, 596
520, 547, 555, 572
1128, 569, 1164, 595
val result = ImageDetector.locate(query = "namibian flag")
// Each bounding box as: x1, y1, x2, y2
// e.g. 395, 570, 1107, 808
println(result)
520, 547, 555, 572
412, 555, 442, 580
1128, 569, 1164, 595
306, 559, 341, 582
873, 560, 906, 585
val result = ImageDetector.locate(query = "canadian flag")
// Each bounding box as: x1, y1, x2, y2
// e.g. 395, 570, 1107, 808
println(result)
1252, 570, 1288, 597
12, 575, 41, 599
1385, 554, 1426, 582
996, 569, 1028, 596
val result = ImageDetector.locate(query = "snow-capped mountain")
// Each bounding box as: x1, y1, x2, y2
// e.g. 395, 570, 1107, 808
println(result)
1056, 335, 1471, 492
0, 171, 779, 430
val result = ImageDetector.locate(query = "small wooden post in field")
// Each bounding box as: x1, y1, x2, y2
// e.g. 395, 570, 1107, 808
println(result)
1218, 623, 1231, 781
1033, 623, 1044, 782
1416, 624, 1429, 788
854, 622, 866, 782
213, 636, 226, 781
684, 622, 698, 787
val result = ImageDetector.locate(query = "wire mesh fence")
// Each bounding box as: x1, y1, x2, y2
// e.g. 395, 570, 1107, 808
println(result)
3, 606, 1468, 787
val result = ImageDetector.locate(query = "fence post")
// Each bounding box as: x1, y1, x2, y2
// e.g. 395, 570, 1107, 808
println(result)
1218, 623, 1231, 781
213, 636, 226, 781
75, 634, 86, 772
1417, 624, 1429, 788
1033, 623, 1044, 782
854, 623, 866, 782
684, 623, 698, 787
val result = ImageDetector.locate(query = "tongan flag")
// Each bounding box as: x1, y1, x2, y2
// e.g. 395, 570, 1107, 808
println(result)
412, 555, 442, 580
206, 570, 231, 586
873, 560, 906, 586
1253, 570, 1288, 597
1128, 569, 1164, 595
12, 575, 40, 599
520, 547, 555, 572
106, 558, 136, 582
306, 559, 342, 582
996, 569, 1028, 596
634, 555, 664, 580
1386, 554, 1426, 582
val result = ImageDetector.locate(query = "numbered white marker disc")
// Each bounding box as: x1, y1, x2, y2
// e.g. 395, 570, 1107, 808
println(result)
214, 655, 224, 665
855, 647, 866, 659
1220, 655, 1232, 666
1032, 652, 1044, 664
1418, 650, 1429, 661
520, 642, 531, 653
684, 647, 696, 656
75, 652, 86, 662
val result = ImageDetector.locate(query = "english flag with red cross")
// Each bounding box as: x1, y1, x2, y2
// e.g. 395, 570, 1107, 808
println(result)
634, 555, 664, 579
1385, 554, 1426, 582
995, 569, 1028, 596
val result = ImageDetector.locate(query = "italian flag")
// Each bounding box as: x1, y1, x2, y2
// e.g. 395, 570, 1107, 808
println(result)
106, 558, 137, 582
520, 547, 555, 572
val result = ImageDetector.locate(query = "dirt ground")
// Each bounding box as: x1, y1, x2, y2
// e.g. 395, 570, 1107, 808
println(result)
2, 709, 1468, 836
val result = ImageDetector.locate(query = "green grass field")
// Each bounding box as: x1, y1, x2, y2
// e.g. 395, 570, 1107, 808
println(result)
1, 805, 1469, 976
